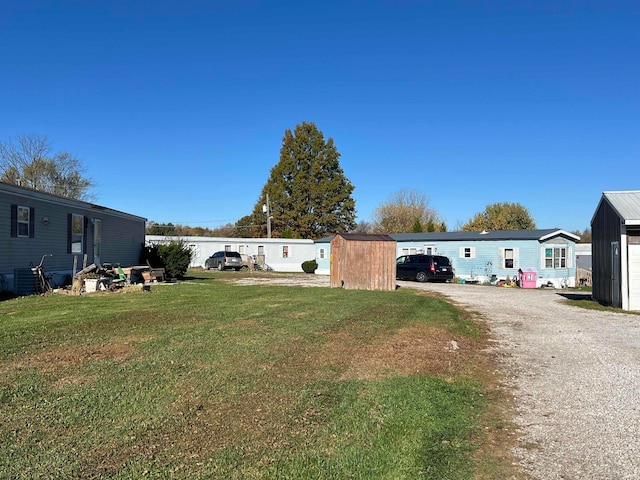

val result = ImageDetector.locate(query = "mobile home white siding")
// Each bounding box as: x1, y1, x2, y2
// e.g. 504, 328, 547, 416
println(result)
146, 236, 316, 273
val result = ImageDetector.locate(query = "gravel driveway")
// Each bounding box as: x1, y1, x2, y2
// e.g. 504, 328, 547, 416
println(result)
400, 281, 640, 480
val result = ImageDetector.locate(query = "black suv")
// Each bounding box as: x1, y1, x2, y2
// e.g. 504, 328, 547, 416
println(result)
396, 254, 454, 282
205, 251, 244, 271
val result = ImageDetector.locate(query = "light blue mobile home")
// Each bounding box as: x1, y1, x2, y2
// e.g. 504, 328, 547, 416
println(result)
316, 229, 579, 288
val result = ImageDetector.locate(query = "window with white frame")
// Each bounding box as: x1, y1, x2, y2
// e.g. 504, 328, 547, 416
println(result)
401, 247, 418, 256
258, 245, 264, 255
282, 246, 289, 258
17, 206, 30, 237
239, 245, 246, 254
504, 249, 514, 268
225, 245, 232, 252
459, 247, 476, 258
424, 245, 434, 255
500, 247, 518, 269
11, 205, 34, 238
319, 248, 326, 259
545, 247, 567, 268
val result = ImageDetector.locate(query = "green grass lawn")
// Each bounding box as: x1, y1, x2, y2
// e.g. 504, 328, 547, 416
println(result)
0, 271, 513, 479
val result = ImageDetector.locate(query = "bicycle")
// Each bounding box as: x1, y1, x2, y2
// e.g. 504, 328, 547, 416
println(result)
31, 254, 53, 294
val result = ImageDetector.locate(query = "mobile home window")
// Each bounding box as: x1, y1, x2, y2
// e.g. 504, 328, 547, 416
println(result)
460, 247, 476, 258
319, 248, 326, 259
545, 247, 567, 268
504, 249, 514, 269
10, 205, 34, 238
225, 245, 232, 252
17, 206, 30, 237
70, 214, 85, 253
282, 246, 289, 258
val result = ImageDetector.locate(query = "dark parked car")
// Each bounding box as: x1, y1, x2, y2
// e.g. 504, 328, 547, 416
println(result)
396, 254, 454, 282
205, 251, 244, 271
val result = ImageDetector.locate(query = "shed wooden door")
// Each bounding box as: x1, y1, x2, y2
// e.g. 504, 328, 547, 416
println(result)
628, 236, 640, 311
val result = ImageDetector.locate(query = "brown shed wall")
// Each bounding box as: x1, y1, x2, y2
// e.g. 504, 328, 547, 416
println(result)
330, 234, 396, 291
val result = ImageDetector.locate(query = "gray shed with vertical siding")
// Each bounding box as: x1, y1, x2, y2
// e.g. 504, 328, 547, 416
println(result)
1, 182, 146, 292
330, 233, 396, 291
591, 191, 640, 311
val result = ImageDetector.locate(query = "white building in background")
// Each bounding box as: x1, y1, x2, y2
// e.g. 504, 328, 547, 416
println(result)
145, 236, 316, 273
575, 243, 592, 270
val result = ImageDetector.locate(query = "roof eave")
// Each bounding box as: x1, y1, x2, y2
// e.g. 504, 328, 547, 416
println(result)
539, 229, 580, 242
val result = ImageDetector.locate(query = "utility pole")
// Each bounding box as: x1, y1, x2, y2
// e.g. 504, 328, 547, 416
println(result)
262, 194, 272, 238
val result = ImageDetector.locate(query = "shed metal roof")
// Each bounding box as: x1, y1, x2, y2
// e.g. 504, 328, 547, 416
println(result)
333, 233, 395, 242
600, 191, 640, 226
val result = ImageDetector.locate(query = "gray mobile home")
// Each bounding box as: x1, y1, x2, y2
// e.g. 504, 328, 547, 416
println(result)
1, 182, 146, 292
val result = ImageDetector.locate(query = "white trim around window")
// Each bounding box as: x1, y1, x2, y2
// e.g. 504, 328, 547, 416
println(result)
499, 247, 519, 269
542, 246, 570, 269
17, 205, 30, 237
459, 246, 476, 259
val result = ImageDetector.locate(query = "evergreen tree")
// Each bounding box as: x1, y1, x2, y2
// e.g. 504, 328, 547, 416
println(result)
251, 122, 356, 239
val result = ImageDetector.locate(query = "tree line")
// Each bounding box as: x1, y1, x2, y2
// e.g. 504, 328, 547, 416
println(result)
1, 129, 591, 242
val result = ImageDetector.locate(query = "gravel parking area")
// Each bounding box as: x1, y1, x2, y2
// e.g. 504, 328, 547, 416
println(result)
401, 281, 640, 480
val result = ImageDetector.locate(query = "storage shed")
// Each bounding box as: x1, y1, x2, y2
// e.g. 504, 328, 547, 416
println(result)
591, 191, 640, 311
330, 233, 396, 291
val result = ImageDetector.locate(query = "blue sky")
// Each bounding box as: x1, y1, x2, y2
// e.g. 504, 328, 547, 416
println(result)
2, 1, 639, 233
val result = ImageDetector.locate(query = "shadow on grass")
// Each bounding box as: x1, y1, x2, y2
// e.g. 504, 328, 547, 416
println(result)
557, 292, 593, 301
559, 292, 640, 315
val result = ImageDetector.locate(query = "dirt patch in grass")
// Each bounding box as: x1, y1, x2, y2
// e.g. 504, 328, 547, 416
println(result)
1, 335, 154, 382
324, 324, 475, 381
31, 343, 134, 369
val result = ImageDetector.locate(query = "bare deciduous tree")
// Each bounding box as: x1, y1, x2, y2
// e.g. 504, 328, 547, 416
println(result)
0, 134, 95, 201
372, 189, 444, 233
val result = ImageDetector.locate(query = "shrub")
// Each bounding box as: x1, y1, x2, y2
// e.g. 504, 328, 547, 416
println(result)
141, 241, 193, 279
301, 259, 318, 274
140, 244, 164, 268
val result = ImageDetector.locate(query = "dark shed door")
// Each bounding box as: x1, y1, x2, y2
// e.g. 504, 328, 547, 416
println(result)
611, 242, 621, 308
